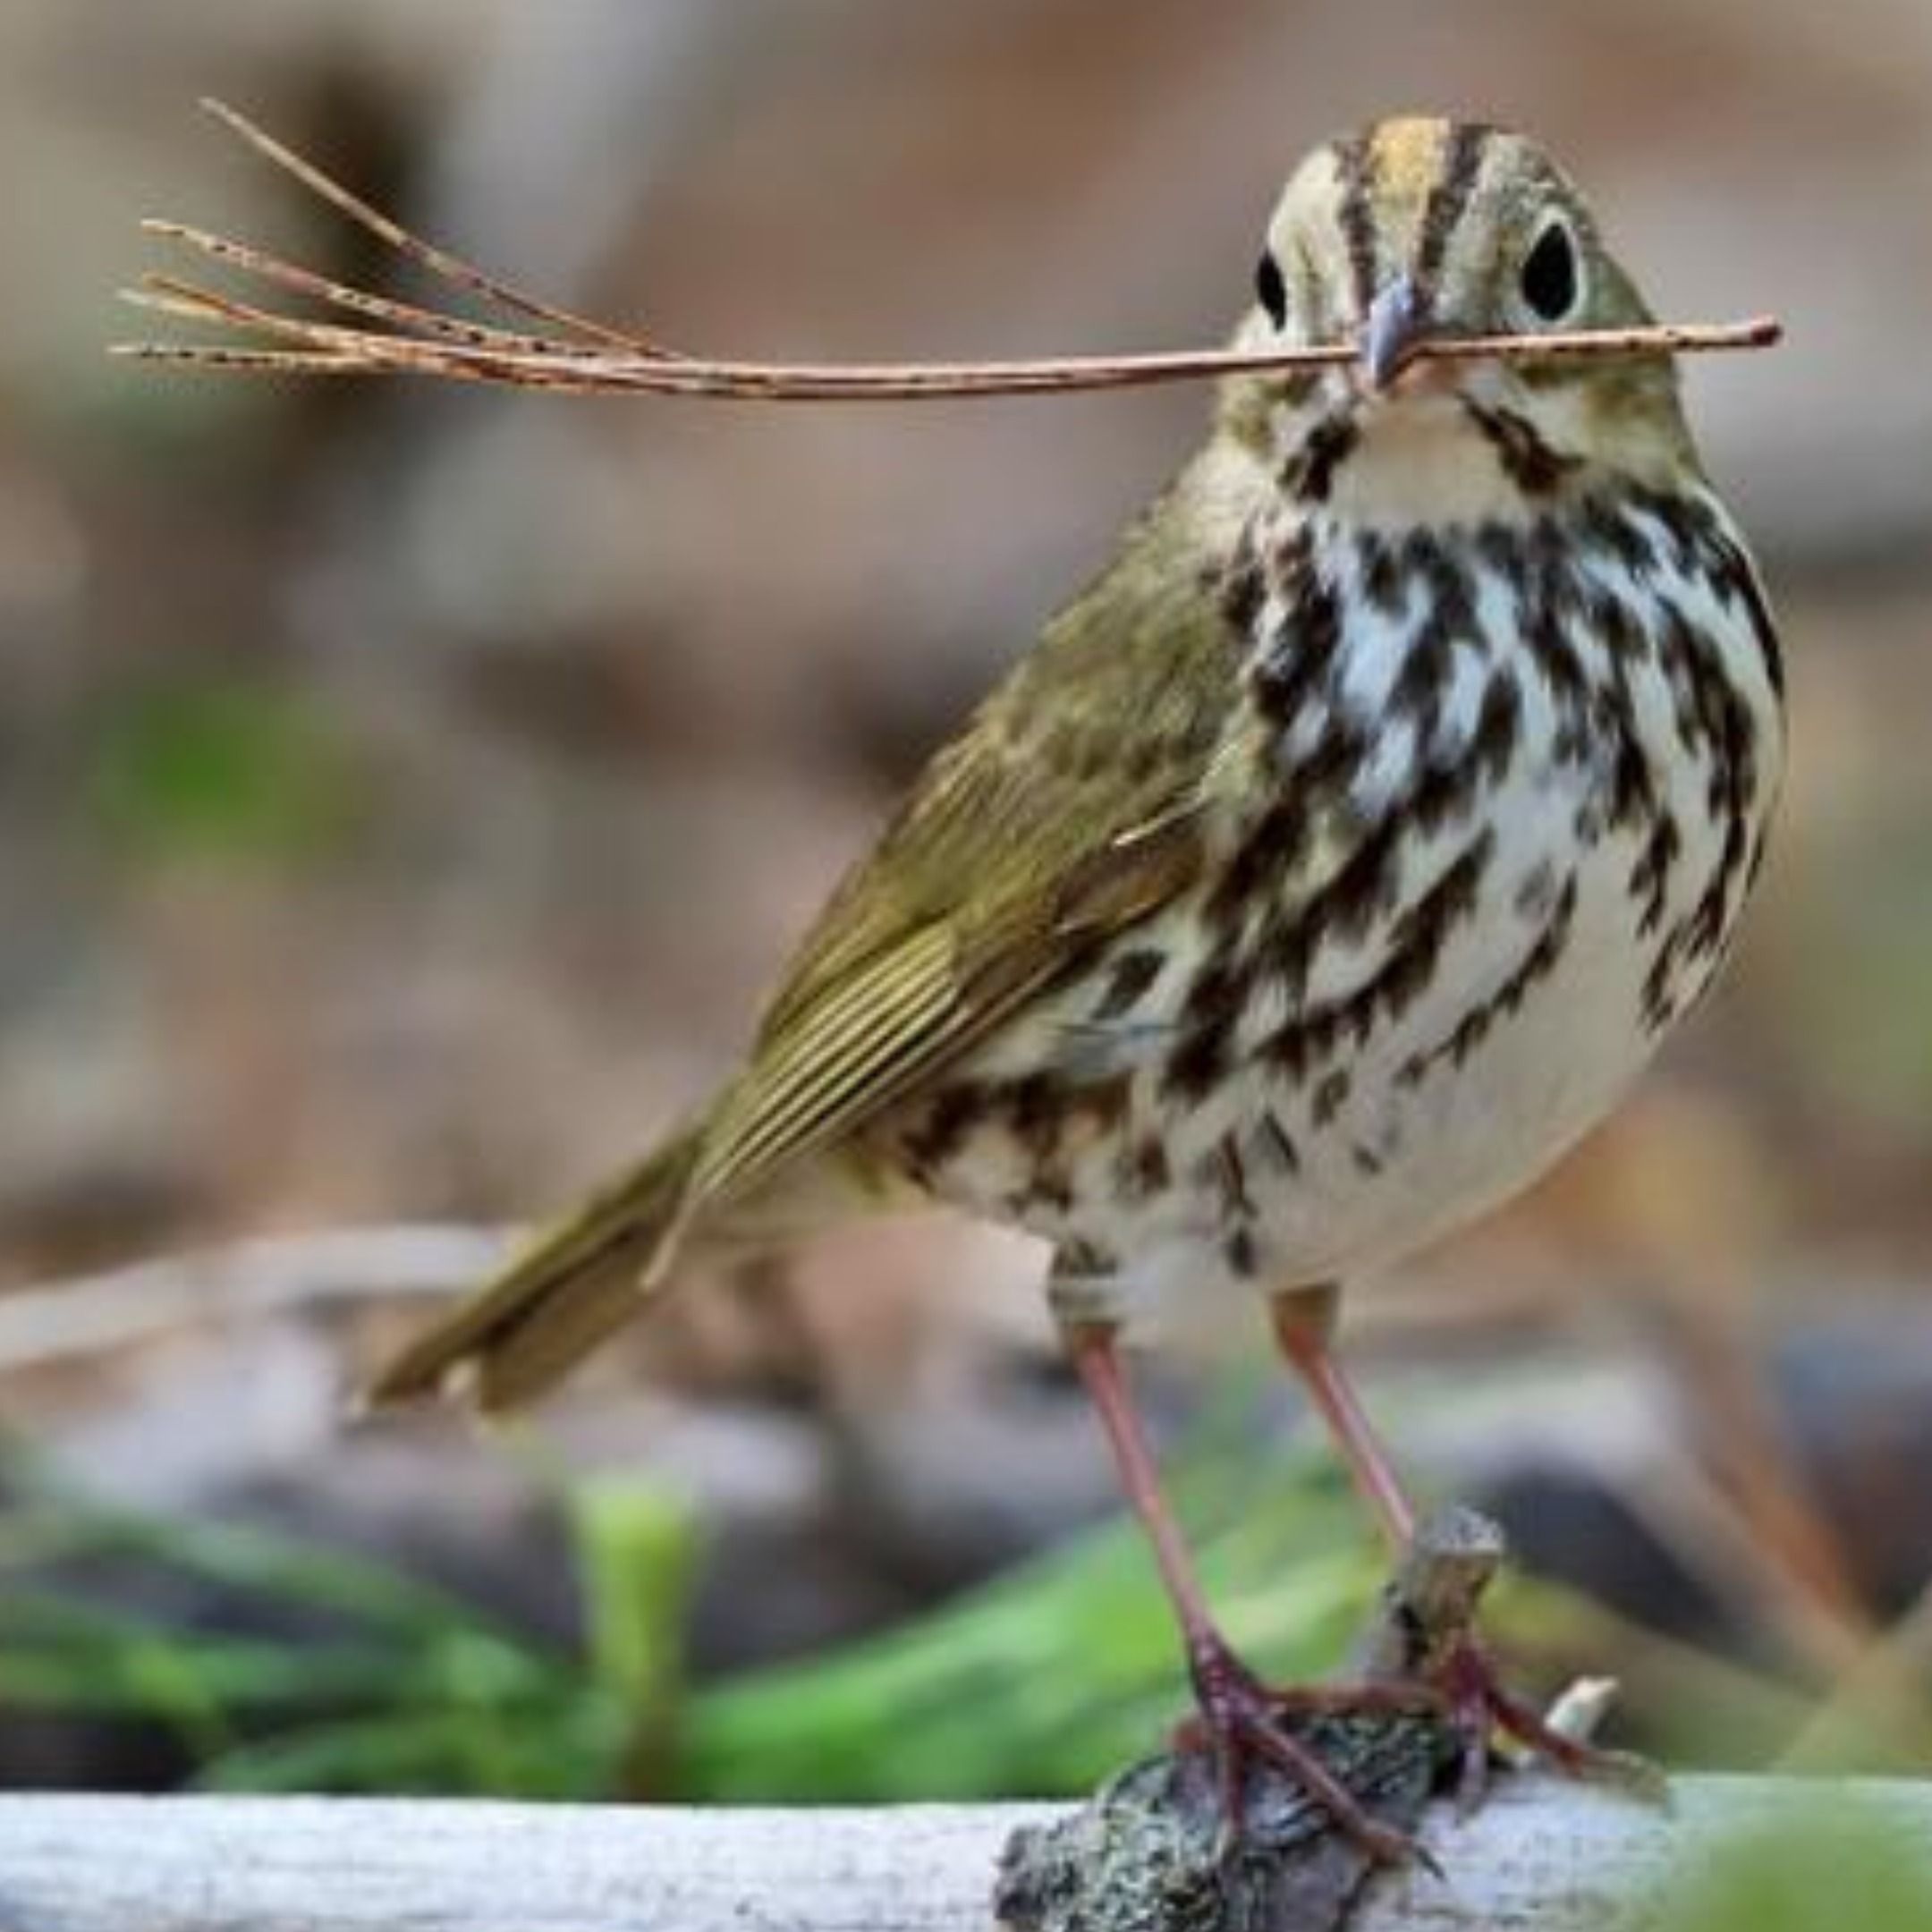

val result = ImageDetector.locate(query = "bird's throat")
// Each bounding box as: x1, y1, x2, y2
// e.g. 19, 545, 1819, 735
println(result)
1301, 394, 1566, 530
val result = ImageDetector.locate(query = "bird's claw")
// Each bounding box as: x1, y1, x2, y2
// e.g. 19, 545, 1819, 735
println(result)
1436, 1639, 1671, 1814
1176, 1635, 1431, 1870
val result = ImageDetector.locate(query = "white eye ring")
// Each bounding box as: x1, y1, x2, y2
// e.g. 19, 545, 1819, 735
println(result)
1518, 214, 1583, 324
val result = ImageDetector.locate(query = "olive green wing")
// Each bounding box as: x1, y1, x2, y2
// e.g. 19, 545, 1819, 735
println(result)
366, 465, 1254, 1412
682, 801, 1204, 1218
675, 476, 1248, 1225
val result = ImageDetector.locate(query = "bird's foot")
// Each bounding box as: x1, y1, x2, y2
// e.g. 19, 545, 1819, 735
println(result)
1174, 1626, 1664, 1862
1174, 1632, 1428, 1868
1428, 1638, 1669, 1814
1335, 1504, 1666, 1813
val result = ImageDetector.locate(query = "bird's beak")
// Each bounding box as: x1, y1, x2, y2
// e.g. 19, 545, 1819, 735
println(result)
1360, 276, 1429, 393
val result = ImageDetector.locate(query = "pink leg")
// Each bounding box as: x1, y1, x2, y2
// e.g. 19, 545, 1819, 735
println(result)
1064, 1320, 1415, 1860
1068, 1322, 1222, 1651
1269, 1287, 1660, 1808
1271, 1286, 1417, 1549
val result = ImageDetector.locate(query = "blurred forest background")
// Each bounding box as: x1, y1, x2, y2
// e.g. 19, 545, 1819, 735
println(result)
4, 0, 1932, 1812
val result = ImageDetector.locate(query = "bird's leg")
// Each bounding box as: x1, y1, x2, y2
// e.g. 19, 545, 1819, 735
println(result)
1270, 1285, 1416, 1550
1268, 1286, 1661, 1809
1063, 1318, 1415, 1862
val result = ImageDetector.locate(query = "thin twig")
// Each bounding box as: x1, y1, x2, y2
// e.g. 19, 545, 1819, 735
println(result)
114, 308, 1783, 402
193, 97, 673, 356
115, 101, 1783, 406
138, 219, 570, 353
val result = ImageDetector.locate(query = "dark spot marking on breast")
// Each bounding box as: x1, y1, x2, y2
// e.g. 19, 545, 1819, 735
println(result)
1252, 572, 1343, 728
1122, 1134, 1173, 1199
899, 1080, 990, 1177
1094, 947, 1165, 1021
1214, 1130, 1256, 1219
1470, 671, 1522, 784
1312, 1067, 1352, 1127
1628, 810, 1682, 936
1399, 871, 1579, 1086
1262, 833, 1492, 1085
1259, 1108, 1301, 1174
1707, 529, 1785, 701
1355, 530, 1406, 616
1206, 796, 1310, 933
1391, 617, 1454, 727
1580, 496, 1659, 578
1159, 1004, 1239, 1109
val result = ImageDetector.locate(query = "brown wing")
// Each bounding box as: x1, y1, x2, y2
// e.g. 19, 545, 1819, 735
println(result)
676, 462, 1250, 1223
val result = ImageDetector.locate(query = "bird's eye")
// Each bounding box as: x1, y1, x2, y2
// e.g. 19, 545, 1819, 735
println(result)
1519, 216, 1580, 323
1254, 249, 1288, 329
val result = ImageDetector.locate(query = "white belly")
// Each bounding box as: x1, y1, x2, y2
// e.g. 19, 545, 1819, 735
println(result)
891, 486, 1782, 1333
958, 757, 1729, 1329
1138, 803, 1693, 1292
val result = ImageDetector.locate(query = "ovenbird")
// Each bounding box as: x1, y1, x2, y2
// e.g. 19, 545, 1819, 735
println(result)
371, 117, 1783, 1843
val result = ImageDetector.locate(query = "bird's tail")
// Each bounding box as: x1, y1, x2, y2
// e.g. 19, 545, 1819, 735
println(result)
363, 1125, 706, 1414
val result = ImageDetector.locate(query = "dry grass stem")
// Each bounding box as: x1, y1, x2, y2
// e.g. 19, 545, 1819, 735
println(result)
114, 100, 1782, 405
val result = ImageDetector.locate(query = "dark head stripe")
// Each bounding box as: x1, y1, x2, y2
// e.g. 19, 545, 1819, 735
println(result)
1330, 133, 1378, 318
1412, 123, 1494, 308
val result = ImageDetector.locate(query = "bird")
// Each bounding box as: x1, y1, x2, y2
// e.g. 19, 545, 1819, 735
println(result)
368, 115, 1784, 1849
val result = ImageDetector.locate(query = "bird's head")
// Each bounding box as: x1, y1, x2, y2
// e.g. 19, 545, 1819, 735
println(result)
1223, 117, 1699, 523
